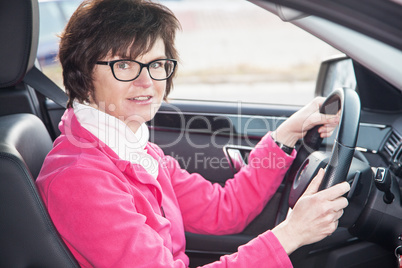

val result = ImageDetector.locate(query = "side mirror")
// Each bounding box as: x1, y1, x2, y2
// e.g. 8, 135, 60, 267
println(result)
315, 55, 357, 98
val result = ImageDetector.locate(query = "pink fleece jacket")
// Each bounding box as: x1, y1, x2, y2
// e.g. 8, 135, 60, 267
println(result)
36, 108, 295, 267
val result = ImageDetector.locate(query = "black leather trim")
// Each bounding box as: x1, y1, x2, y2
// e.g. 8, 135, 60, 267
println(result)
0, 0, 39, 88
0, 113, 79, 267
0, 113, 52, 178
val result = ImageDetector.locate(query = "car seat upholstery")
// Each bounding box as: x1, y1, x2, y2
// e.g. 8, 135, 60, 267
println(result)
0, 0, 79, 266
0, 0, 44, 117
0, 114, 79, 267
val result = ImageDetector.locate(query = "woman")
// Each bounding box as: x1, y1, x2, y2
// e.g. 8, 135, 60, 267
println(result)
36, 0, 350, 267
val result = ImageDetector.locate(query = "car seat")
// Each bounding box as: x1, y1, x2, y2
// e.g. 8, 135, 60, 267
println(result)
0, 0, 79, 266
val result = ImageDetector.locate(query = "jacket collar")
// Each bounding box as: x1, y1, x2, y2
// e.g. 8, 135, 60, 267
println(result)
72, 102, 158, 179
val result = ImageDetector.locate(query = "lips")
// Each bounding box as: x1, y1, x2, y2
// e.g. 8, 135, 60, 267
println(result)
131, 96, 151, 101
127, 95, 153, 104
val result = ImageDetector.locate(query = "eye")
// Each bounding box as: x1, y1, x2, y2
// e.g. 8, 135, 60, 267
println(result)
149, 61, 164, 69
115, 61, 132, 71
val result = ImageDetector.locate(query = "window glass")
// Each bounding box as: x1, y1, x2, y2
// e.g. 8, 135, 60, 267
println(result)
164, 0, 341, 106
38, 1, 64, 70
60, 1, 81, 18
38, 0, 341, 106
38, 2, 64, 44
38, 0, 81, 87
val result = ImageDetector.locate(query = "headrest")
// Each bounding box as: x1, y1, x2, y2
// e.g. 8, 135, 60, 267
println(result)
0, 0, 39, 88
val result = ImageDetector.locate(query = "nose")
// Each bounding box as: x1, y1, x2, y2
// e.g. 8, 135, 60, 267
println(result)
133, 67, 153, 88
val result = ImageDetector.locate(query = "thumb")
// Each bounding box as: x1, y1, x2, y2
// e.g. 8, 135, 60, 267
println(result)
303, 168, 325, 196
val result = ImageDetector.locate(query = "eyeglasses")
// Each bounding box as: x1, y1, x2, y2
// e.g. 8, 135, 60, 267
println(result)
96, 59, 177, 82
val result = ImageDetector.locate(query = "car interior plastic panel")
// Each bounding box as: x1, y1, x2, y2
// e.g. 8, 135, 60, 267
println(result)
0, 0, 79, 266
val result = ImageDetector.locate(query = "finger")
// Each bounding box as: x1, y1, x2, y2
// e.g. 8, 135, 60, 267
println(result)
333, 209, 344, 222
332, 220, 339, 232
320, 130, 334, 138
303, 113, 339, 133
318, 125, 336, 136
303, 168, 325, 195
318, 117, 340, 130
319, 126, 337, 138
331, 196, 349, 212
319, 121, 339, 131
303, 112, 327, 129
313, 97, 326, 108
325, 114, 340, 123
319, 181, 351, 201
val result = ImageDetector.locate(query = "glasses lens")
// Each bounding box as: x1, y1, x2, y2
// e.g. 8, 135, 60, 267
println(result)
112, 59, 176, 81
112, 60, 140, 81
149, 59, 175, 80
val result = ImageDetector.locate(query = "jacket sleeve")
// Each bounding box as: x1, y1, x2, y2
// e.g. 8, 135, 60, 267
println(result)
202, 230, 293, 268
168, 132, 296, 235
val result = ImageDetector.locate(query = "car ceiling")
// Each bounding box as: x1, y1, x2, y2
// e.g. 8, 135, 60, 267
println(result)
254, 0, 402, 51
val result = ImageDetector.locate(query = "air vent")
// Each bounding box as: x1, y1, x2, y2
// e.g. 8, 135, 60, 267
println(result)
393, 145, 402, 177
382, 131, 402, 161
394, 146, 402, 163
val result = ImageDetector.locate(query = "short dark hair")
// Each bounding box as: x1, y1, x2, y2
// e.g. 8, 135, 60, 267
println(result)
59, 0, 181, 108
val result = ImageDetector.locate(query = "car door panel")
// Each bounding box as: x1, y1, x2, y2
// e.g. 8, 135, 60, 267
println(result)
149, 100, 297, 178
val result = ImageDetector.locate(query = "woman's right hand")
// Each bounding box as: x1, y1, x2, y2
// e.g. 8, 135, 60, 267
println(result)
272, 169, 350, 255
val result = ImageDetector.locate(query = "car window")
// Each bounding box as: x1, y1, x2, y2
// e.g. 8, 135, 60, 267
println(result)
38, 0, 341, 106
38, 2, 65, 44
38, 0, 81, 86
59, 1, 81, 17
38, 1, 65, 67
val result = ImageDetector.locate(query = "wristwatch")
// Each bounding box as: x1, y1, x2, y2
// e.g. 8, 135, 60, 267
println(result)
271, 133, 295, 155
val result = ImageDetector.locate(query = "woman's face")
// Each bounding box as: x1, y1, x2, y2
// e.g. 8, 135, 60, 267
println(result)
90, 38, 167, 132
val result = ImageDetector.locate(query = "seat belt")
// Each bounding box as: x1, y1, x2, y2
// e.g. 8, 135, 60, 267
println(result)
23, 66, 67, 109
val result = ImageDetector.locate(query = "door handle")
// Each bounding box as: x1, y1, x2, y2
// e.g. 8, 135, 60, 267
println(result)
223, 145, 253, 174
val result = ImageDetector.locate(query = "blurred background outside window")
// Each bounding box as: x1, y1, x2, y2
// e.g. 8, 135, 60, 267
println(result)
38, 0, 341, 106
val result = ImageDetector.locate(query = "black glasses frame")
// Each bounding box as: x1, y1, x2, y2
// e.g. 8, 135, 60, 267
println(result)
96, 59, 177, 82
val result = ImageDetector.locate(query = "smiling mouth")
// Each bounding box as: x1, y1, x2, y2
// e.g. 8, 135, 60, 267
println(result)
129, 96, 152, 101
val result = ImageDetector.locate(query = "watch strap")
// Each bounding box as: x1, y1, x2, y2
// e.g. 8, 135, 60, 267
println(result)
270, 133, 295, 155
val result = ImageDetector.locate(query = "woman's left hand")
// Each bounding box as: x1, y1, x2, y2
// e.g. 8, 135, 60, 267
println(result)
271, 97, 340, 148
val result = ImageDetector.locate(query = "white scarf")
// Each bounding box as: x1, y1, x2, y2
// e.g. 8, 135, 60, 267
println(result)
73, 101, 159, 179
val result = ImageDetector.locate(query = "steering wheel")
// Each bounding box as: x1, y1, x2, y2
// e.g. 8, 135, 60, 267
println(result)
285, 87, 361, 210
